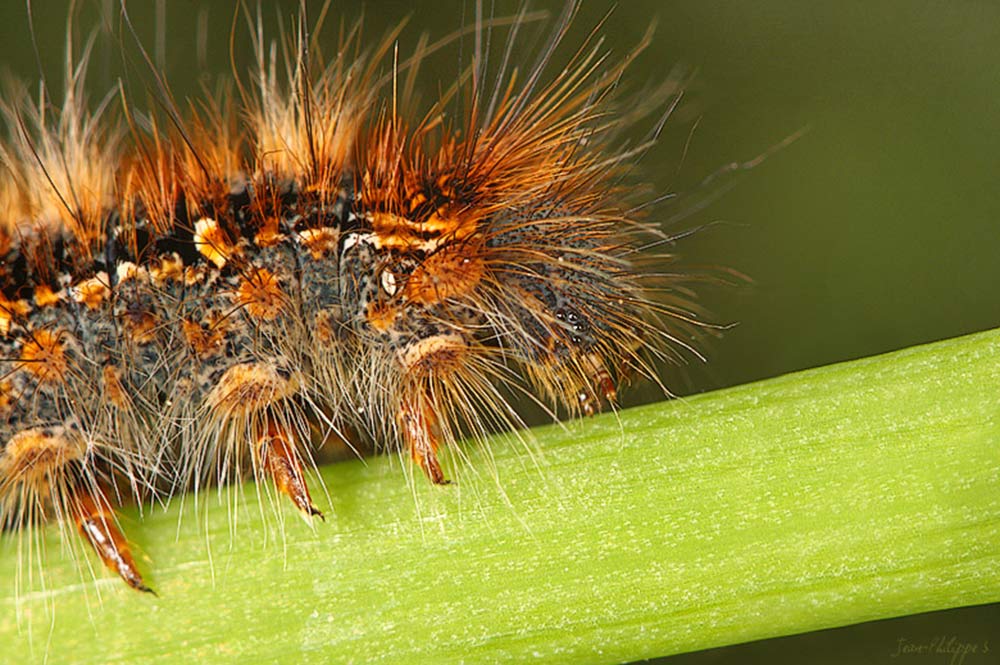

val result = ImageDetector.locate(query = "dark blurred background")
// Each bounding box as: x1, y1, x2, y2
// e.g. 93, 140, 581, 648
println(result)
0, 1, 996, 663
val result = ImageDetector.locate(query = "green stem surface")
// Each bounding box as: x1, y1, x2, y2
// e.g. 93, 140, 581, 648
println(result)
2, 329, 999, 663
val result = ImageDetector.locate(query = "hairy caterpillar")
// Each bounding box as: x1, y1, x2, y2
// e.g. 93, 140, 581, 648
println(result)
0, 0, 706, 596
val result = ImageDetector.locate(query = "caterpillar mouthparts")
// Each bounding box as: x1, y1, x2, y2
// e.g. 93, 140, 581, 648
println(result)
0, 1, 706, 595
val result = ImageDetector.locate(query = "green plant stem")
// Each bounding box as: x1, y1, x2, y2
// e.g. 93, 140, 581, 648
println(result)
1, 329, 999, 664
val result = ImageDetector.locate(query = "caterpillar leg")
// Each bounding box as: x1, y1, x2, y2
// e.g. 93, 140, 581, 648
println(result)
2, 427, 152, 593
577, 353, 619, 417
70, 484, 154, 595
205, 363, 322, 518
399, 397, 449, 485
258, 421, 323, 519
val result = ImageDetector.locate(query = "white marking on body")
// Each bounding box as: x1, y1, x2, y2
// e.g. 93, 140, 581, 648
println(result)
341, 232, 375, 253
381, 269, 398, 296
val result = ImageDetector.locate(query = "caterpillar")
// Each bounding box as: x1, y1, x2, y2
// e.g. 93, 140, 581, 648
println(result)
0, 0, 706, 596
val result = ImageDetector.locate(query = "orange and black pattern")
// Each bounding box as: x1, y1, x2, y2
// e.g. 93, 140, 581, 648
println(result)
0, 2, 705, 593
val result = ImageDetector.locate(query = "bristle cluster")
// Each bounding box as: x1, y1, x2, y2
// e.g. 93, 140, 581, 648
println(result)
0, 2, 706, 595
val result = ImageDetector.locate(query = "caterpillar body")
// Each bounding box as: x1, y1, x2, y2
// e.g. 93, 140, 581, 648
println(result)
0, 1, 705, 595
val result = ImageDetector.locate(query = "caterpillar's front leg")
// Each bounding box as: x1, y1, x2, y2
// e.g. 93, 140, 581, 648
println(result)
395, 335, 469, 485
398, 396, 448, 485
258, 419, 324, 518
576, 353, 619, 417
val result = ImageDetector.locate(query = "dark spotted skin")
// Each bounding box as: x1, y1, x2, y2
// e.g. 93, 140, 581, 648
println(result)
1, 179, 352, 466
2, 166, 643, 467
1, 239, 135, 453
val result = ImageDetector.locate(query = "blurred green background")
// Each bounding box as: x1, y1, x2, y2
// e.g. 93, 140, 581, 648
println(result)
1, 1, 997, 663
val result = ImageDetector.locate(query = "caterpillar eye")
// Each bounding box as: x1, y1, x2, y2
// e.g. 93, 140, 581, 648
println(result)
380, 269, 398, 296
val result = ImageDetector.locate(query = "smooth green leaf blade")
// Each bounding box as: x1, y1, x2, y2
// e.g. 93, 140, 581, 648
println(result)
1, 329, 998, 663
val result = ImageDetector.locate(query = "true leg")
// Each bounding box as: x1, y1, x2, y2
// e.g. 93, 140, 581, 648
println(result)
258, 420, 323, 519
70, 484, 154, 594
577, 353, 618, 416
399, 397, 449, 485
